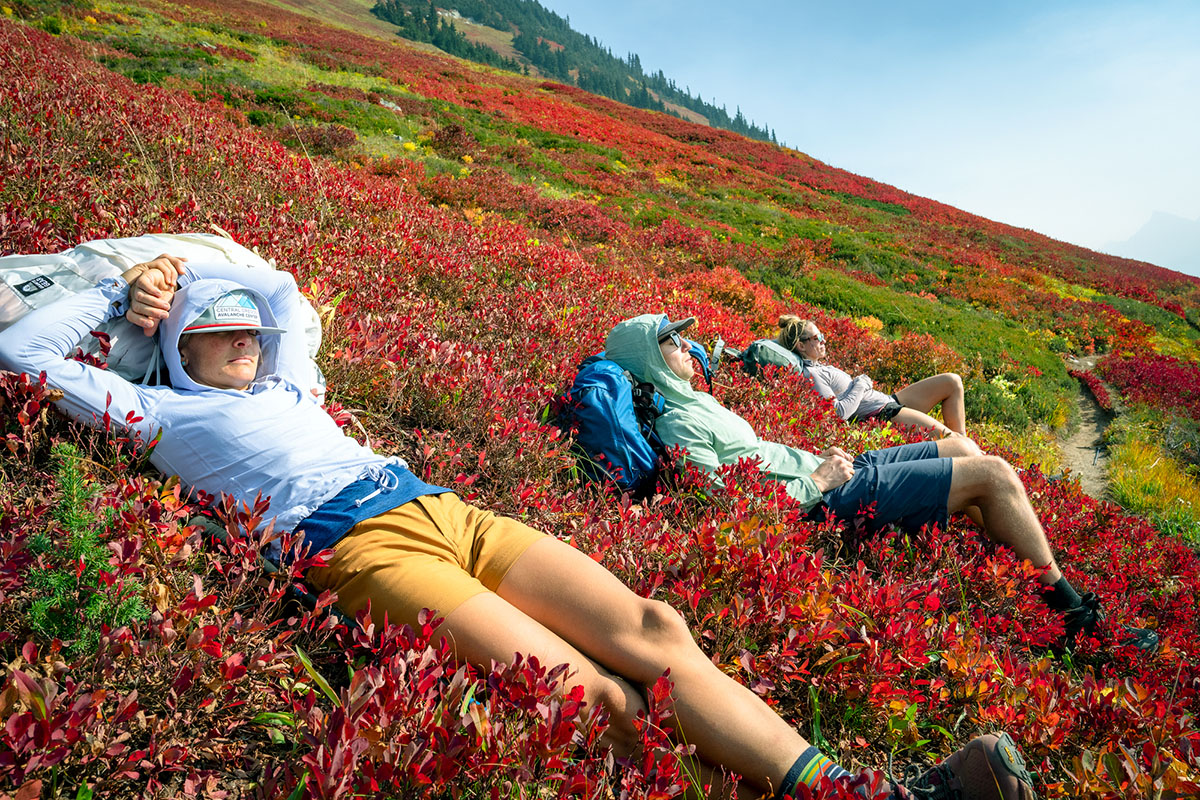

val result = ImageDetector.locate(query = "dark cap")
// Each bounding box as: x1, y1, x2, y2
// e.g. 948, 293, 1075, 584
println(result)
656, 316, 696, 342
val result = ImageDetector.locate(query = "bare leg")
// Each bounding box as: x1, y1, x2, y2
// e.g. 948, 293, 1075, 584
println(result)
894, 373, 966, 435
935, 438, 984, 526
936, 437, 982, 459
438, 537, 809, 796
946, 456, 1062, 584
890, 406, 955, 438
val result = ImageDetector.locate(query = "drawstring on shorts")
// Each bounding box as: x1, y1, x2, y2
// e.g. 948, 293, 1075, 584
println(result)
354, 458, 409, 507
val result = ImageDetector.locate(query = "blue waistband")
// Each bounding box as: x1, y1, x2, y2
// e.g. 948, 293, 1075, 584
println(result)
288, 462, 449, 563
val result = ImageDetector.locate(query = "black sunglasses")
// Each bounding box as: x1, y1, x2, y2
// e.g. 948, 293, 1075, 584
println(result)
658, 331, 683, 349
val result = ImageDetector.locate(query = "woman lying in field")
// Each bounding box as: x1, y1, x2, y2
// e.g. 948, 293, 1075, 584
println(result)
745, 315, 967, 438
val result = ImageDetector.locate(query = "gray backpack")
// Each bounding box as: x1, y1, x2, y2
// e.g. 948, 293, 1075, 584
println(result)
740, 338, 803, 377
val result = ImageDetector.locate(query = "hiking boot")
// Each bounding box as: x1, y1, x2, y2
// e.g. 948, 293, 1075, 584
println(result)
902, 733, 1037, 800
1061, 592, 1159, 655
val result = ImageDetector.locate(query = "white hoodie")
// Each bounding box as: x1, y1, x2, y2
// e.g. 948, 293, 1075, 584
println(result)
0, 262, 406, 537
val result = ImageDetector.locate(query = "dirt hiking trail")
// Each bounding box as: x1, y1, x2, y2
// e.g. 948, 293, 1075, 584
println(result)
1060, 354, 1109, 499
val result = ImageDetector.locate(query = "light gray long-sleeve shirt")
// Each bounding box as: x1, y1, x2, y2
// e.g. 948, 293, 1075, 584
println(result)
800, 358, 894, 420
745, 339, 895, 420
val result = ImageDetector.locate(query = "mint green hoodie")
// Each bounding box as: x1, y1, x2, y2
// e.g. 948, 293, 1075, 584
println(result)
605, 314, 824, 508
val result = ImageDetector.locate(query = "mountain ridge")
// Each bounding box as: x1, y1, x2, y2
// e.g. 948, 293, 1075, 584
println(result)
370, 0, 780, 143
1103, 210, 1200, 277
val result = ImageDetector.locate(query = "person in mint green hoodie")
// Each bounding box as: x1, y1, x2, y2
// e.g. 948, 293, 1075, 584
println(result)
605, 314, 1158, 657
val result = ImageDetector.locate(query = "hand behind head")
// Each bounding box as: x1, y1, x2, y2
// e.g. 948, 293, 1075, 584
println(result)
123, 254, 188, 336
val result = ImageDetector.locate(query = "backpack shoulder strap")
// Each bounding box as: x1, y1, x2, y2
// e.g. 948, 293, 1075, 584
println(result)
626, 372, 666, 453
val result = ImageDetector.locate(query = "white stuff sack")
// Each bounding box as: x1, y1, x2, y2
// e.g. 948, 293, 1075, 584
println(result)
0, 254, 116, 322
0, 232, 324, 394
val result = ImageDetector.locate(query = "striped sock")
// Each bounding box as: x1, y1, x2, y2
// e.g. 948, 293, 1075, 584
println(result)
777, 745, 852, 798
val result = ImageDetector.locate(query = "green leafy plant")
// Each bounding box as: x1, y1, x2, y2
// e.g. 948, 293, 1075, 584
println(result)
26, 443, 148, 660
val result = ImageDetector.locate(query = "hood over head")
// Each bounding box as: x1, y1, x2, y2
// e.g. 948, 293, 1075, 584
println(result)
160, 278, 284, 392
604, 314, 701, 407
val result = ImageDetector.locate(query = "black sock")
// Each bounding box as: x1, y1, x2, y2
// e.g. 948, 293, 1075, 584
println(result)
1042, 576, 1082, 611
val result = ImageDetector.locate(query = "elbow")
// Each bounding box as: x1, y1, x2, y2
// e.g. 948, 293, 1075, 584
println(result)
0, 335, 29, 375
0, 329, 59, 380
276, 270, 301, 303
274, 269, 299, 295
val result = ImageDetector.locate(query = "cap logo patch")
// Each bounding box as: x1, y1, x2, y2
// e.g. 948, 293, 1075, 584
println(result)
211, 292, 260, 324
182, 288, 286, 335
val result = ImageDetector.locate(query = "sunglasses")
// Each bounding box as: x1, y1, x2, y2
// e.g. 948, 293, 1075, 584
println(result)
799, 333, 826, 344
658, 331, 684, 349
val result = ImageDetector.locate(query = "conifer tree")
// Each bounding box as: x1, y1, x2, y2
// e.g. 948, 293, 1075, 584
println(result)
371, 0, 778, 143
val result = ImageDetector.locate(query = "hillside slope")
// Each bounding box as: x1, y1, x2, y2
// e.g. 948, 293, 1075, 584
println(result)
265, 0, 403, 39
1, 2, 1199, 798
37, 0, 1200, 435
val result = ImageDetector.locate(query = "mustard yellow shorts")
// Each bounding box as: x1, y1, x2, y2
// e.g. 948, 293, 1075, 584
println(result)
305, 492, 546, 630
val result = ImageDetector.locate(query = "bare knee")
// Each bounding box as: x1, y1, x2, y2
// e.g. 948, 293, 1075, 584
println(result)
938, 436, 983, 459
638, 599, 695, 652
981, 455, 1022, 493
602, 598, 700, 682
957, 437, 983, 458
929, 373, 963, 404
952, 455, 1021, 509
588, 672, 646, 755
589, 603, 695, 752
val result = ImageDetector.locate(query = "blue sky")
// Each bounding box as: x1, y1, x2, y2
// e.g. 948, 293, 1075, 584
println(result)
536, 0, 1200, 274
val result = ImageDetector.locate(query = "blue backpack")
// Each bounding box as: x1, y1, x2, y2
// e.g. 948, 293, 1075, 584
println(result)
561, 339, 713, 495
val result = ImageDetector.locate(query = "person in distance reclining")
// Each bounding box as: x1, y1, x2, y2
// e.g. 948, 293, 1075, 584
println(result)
0, 255, 1034, 800
745, 314, 967, 438
604, 313, 1158, 657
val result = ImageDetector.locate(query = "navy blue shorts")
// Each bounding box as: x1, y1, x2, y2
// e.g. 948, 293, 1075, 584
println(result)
818, 441, 952, 533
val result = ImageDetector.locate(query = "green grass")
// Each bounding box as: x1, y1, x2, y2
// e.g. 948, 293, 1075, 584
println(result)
1106, 407, 1200, 546
26, 443, 149, 660
688, 193, 845, 247
825, 190, 911, 217
511, 123, 621, 157
974, 421, 1064, 474
68, 0, 522, 175
1097, 293, 1200, 345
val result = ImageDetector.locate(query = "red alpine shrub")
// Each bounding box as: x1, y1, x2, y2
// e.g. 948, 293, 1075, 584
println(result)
1099, 354, 1200, 421
1069, 369, 1114, 412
